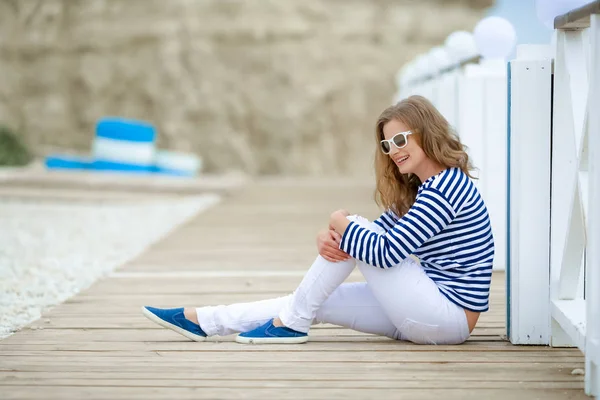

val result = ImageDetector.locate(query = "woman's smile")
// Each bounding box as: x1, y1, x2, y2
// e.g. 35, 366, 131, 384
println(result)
394, 154, 410, 166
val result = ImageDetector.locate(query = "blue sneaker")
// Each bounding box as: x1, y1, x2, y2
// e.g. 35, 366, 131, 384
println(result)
236, 319, 308, 344
142, 306, 207, 342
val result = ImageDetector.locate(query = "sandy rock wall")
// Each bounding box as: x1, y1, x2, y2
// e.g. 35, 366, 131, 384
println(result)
0, 0, 492, 175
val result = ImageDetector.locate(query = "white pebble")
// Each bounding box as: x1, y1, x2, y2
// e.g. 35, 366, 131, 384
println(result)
0, 194, 220, 338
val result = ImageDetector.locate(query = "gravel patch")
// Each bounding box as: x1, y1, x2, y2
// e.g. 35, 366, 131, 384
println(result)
0, 194, 220, 339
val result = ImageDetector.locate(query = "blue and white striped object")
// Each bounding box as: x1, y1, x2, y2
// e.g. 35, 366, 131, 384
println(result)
92, 118, 157, 170
154, 150, 202, 176
45, 117, 201, 177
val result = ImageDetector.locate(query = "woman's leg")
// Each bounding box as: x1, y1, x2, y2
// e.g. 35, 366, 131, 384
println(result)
356, 257, 471, 345
313, 281, 400, 339
195, 279, 400, 338
196, 254, 356, 336
195, 251, 404, 339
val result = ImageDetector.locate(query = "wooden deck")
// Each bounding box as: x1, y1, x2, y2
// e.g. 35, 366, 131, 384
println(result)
0, 179, 588, 399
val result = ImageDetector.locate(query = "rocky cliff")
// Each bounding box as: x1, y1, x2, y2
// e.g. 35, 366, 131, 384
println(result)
0, 0, 492, 175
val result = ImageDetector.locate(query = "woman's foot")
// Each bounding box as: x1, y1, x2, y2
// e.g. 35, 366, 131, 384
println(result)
236, 319, 308, 344
183, 307, 199, 324
141, 306, 206, 342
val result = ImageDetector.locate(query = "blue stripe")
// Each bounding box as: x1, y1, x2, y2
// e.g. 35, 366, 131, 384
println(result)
454, 179, 474, 211
422, 192, 454, 220
45, 155, 92, 170
445, 168, 462, 202
391, 222, 422, 251
363, 231, 373, 262
506, 59, 512, 339
374, 219, 386, 229
343, 223, 359, 255
379, 236, 385, 268
96, 118, 156, 143
382, 240, 400, 267
382, 236, 402, 265
92, 160, 154, 173
404, 210, 436, 236
430, 276, 492, 286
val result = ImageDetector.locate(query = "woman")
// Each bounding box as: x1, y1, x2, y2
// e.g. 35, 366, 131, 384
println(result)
142, 95, 494, 345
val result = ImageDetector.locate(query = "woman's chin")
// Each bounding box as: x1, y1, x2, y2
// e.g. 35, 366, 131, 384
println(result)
397, 164, 412, 175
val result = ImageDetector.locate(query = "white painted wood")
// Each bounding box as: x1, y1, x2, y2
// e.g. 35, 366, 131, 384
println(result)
551, 299, 586, 351
558, 187, 586, 300
400, 62, 509, 272
483, 70, 508, 271
437, 71, 459, 130
585, 13, 600, 399
507, 54, 552, 345
551, 318, 576, 347
550, 31, 580, 306
550, 11, 599, 396
458, 65, 485, 185
564, 31, 589, 153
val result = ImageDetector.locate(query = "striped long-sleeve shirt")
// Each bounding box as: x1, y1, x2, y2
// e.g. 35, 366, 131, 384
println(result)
339, 168, 494, 312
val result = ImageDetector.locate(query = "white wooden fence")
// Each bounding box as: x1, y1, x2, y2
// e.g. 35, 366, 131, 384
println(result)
508, 2, 599, 397
399, 51, 508, 272
398, 2, 599, 396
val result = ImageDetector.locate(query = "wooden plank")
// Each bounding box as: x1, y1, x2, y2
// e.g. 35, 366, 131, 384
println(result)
0, 362, 585, 381
0, 376, 587, 389
554, 0, 600, 29
18, 320, 507, 331
0, 386, 591, 400
0, 333, 575, 352
0, 349, 584, 361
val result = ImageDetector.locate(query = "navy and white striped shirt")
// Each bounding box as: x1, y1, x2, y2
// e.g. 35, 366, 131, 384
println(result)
340, 168, 494, 312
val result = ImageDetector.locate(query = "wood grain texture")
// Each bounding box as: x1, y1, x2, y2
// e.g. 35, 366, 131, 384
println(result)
0, 179, 587, 400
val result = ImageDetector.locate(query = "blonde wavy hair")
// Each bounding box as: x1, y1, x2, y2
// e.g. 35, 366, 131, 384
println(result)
374, 95, 474, 216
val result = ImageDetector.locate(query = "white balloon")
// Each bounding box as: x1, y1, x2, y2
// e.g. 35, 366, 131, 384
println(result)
414, 54, 434, 78
400, 63, 417, 86
428, 46, 452, 71
473, 16, 517, 60
444, 31, 478, 62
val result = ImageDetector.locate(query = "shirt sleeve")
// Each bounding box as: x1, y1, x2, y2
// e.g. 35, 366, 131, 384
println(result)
339, 187, 456, 269
372, 209, 399, 232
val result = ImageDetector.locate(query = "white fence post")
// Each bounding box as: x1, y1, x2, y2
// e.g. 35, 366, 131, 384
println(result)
507, 45, 553, 345
458, 62, 507, 270
586, 12, 600, 399
482, 60, 508, 272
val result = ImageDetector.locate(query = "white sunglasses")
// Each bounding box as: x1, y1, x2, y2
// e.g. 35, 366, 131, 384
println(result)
380, 131, 412, 154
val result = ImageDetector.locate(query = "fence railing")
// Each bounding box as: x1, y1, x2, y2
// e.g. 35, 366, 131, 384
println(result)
507, 2, 599, 397
397, 30, 509, 272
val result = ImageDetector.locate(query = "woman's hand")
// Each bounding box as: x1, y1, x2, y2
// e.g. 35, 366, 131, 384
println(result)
317, 229, 350, 262
329, 209, 351, 236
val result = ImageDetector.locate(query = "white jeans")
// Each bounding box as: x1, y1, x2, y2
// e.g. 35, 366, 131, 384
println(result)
196, 216, 471, 345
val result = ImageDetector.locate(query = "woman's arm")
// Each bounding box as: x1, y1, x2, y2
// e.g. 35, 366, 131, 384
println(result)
372, 210, 399, 233
330, 187, 456, 269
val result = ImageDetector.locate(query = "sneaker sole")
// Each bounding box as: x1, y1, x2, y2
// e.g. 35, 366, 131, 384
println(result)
141, 306, 206, 342
235, 335, 309, 345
